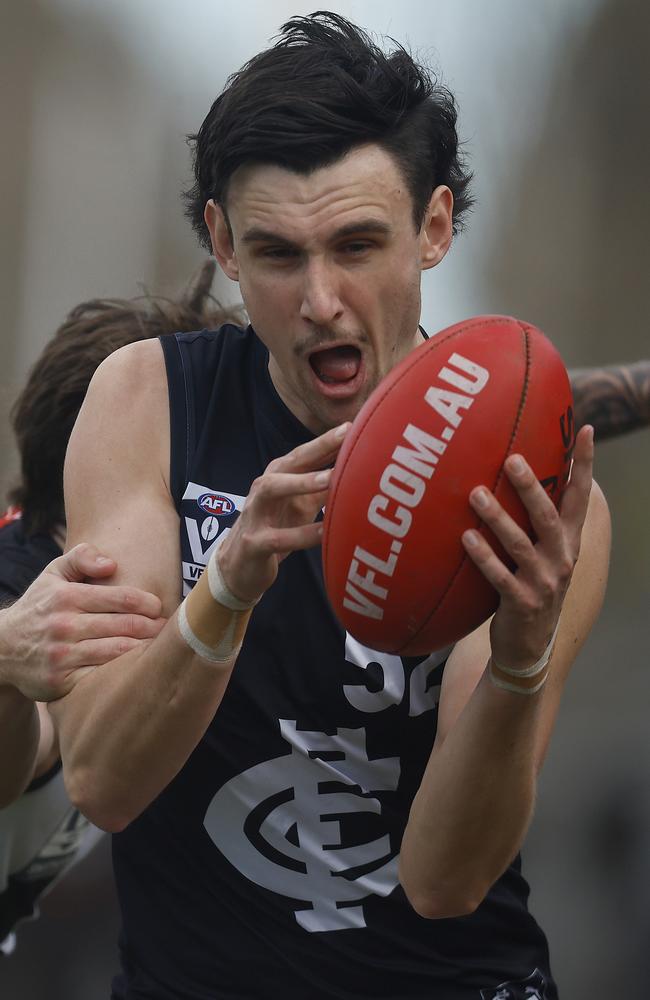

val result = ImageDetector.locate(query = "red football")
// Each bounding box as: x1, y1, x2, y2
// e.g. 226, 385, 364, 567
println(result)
322, 316, 574, 655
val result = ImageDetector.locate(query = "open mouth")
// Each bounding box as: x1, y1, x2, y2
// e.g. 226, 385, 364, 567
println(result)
308, 345, 362, 385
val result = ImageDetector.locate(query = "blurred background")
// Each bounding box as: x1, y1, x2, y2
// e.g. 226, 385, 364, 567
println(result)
1, 0, 648, 997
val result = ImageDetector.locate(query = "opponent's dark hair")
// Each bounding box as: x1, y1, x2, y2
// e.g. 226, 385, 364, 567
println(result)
184, 11, 473, 248
8, 261, 245, 537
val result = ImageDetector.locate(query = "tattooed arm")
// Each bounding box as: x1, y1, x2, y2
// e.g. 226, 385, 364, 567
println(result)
569, 361, 650, 441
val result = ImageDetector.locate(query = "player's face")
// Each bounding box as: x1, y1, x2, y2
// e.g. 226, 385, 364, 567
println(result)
207, 144, 453, 434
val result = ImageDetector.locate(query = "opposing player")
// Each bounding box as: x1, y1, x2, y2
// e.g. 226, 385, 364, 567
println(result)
51, 15, 609, 999
0, 261, 239, 954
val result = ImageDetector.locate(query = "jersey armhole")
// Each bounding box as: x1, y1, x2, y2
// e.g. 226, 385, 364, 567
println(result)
25, 759, 62, 793
159, 334, 193, 512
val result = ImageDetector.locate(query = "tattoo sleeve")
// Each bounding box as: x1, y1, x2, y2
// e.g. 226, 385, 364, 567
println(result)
569, 361, 650, 441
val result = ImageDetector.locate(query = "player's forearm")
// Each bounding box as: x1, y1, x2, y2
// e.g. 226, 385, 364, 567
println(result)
399, 668, 542, 919
50, 611, 237, 832
569, 360, 650, 440
0, 684, 40, 807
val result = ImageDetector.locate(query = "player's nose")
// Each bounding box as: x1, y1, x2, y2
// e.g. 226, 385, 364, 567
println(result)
300, 259, 344, 326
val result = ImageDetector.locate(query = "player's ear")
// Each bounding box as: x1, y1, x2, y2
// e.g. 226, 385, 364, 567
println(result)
419, 185, 454, 271
205, 200, 239, 281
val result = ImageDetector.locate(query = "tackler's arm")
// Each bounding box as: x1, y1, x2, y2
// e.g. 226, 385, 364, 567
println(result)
569, 360, 650, 440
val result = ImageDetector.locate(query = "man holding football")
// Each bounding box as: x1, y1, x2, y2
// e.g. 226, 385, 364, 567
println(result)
49, 13, 609, 999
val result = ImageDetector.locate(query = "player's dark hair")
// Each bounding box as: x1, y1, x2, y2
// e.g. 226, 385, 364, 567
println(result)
8, 261, 245, 537
184, 11, 473, 248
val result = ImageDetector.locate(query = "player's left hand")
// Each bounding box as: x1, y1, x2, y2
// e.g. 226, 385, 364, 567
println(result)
0, 544, 166, 702
460, 424, 594, 673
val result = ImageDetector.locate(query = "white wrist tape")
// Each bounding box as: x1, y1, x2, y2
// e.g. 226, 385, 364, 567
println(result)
491, 621, 560, 678
207, 552, 258, 611
488, 664, 549, 696
177, 598, 248, 663
488, 621, 560, 696
176, 554, 257, 663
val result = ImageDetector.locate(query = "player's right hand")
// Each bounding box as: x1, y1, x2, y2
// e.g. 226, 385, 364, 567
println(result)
462, 425, 594, 673
217, 422, 350, 604
0, 543, 166, 702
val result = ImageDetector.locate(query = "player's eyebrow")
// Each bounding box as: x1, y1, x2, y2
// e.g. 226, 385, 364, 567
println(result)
240, 228, 296, 247
240, 219, 393, 246
330, 219, 393, 240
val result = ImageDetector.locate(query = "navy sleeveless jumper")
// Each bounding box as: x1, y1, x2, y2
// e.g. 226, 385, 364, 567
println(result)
111, 325, 557, 1000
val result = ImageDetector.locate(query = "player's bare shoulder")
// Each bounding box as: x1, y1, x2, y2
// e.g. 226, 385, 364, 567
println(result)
80, 338, 168, 430
66, 339, 170, 491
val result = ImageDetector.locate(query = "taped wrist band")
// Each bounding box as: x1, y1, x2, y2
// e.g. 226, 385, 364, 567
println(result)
177, 598, 248, 664
207, 553, 258, 611
175, 552, 257, 663
488, 621, 560, 696
491, 621, 560, 679
488, 661, 549, 696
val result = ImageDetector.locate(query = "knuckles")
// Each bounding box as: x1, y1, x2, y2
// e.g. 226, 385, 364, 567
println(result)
256, 527, 281, 554
537, 506, 560, 532
265, 456, 284, 475
510, 536, 534, 562
48, 613, 75, 642
47, 642, 72, 671
41, 578, 71, 613
238, 527, 255, 548
535, 574, 557, 602
248, 473, 276, 501
556, 555, 576, 585
516, 594, 547, 618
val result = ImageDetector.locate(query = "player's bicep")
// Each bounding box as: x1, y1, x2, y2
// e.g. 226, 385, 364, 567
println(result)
64, 340, 181, 616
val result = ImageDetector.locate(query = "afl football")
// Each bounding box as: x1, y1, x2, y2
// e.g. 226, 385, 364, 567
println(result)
322, 316, 575, 654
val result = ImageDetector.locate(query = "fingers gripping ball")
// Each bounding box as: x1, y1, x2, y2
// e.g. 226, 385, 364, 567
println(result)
322, 316, 575, 654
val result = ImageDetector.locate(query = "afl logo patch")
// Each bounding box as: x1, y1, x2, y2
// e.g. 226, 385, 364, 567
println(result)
198, 493, 235, 516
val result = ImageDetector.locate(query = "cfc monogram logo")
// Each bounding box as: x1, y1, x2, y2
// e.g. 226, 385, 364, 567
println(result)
204, 720, 401, 932
481, 969, 547, 999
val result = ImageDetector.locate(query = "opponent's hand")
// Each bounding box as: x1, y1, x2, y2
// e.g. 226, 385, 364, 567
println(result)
0, 543, 166, 701
460, 425, 594, 673
217, 422, 350, 603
